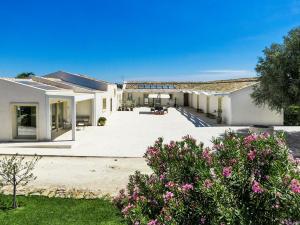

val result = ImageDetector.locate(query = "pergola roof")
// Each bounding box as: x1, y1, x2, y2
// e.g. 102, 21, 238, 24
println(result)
125, 77, 258, 93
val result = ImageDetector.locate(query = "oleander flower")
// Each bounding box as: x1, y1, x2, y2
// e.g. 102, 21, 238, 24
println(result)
181, 183, 194, 192
122, 203, 134, 215
163, 191, 174, 203
203, 179, 213, 189
165, 181, 175, 188
252, 180, 263, 193
290, 179, 300, 193
202, 148, 213, 165
222, 166, 232, 178
147, 219, 158, 225
244, 134, 258, 146
247, 150, 256, 161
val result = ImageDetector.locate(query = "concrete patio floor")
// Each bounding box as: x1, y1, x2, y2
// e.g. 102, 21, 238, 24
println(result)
0, 107, 299, 157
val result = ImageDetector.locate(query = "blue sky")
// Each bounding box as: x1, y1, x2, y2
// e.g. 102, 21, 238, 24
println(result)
0, 0, 299, 82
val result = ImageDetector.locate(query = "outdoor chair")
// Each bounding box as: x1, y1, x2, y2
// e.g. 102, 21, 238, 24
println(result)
76, 116, 91, 130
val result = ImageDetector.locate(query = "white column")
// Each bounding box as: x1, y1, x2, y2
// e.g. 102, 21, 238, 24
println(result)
45, 96, 51, 141
93, 93, 97, 126
71, 96, 76, 141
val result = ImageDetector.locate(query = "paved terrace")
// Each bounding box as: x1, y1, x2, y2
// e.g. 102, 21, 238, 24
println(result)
0, 107, 299, 157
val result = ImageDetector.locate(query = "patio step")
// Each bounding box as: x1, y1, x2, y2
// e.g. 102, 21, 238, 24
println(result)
0, 142, 73, 149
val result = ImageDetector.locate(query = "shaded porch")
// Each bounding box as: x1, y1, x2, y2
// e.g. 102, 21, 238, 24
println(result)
46, 92, 95, 141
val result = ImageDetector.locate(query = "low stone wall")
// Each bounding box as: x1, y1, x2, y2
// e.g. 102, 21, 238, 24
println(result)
1, 186, 107, 199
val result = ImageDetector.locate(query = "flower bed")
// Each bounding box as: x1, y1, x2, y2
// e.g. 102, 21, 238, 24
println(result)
114, 131, 300, 225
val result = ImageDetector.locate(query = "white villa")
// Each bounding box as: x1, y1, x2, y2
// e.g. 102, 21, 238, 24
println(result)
0, 73, 284, 143
123, 78, 284, 126
0, 71, 122, 142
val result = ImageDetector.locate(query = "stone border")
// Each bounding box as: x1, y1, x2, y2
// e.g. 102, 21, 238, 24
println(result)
1, 186, 110, 199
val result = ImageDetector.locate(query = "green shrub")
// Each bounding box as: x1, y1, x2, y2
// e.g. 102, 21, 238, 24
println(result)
114, 132, 300, 225
284, 105, 300, 125
98, 117, 107, 126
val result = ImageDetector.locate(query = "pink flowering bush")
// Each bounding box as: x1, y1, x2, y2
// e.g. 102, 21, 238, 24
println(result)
114, 132, 300, 225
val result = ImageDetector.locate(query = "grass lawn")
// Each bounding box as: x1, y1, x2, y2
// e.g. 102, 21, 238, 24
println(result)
0, 195, 125, 225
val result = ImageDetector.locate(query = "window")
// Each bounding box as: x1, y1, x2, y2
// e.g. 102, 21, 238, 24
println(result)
169, 94, 173, 100
114, 89, 116, 97
102, 98, 107, 111
128, 93, 133, 101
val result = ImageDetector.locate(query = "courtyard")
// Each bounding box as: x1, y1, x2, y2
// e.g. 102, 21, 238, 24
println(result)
0, 107, 299, 196
0, 107, 299, 158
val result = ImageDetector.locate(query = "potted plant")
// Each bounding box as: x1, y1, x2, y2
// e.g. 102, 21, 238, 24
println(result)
98, 117, 107, 126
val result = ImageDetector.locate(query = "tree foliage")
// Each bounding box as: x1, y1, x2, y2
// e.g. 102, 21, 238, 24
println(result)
15, 72, 35, 79
251, 27, 300, 112
0, 154, 41, 209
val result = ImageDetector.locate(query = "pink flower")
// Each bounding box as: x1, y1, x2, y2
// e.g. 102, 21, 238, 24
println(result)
159, 174, 166, 181
200, 217, 206, 224
165, 215, 172, 221
122, 203, 134, 215
222, 166, 232, 178
163, 191, 174, 203
247, 150, 256, 161
202, 148, 213, 165
229, 158, 237, 165
165, 181, 175, 188
262, 149, 272, 157
290, 179, 300, 193
276, 138, 286, 148
203, 179, 213, 189
181, 183, 194, 192
244, 134, 258, 146
146, 146, 160, 157
260, 132, 270, 139
147, 219, 158, 225
252, 180, 263, 193
213, 144, 224, 151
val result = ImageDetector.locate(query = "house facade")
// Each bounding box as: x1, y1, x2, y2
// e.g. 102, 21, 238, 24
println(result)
123, 78, 284, 126
0, 71, 122, 142
0, 74, 284, 143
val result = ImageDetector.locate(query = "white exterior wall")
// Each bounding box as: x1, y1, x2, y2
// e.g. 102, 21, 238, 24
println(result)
229, 86, 284, 125
208, 96, 218, 115
191, 93, 198, 109
0, 80, 48, 141
222, 96, 232, 124
94, 85, 119, 123
198, 94, 207, 112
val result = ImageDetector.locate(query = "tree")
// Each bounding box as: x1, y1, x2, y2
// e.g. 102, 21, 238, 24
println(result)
251, 27, 300, 112
0, 154, 41, 209
15, 72, 35, 79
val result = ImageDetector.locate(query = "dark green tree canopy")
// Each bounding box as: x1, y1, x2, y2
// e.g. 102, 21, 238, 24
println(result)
15, 72, 35, 79
251, 27, 300, 111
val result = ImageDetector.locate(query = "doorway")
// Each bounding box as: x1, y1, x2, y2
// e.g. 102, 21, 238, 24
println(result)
15, 106, 37, 139
184, 93, 189, 106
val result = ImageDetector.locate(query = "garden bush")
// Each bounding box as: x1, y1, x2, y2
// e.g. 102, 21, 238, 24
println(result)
284, 105, 300, 126
114, 131, 300, 225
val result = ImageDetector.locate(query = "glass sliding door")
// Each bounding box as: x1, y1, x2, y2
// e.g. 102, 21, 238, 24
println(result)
51, 102, 64, 132
51, 102, 69, 139
16, 106, 37, 139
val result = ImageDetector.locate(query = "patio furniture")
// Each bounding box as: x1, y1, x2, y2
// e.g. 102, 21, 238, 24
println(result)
77, 116, 90, 126
76, 122, 85, 130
